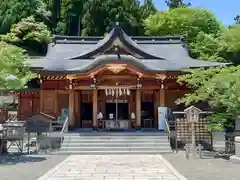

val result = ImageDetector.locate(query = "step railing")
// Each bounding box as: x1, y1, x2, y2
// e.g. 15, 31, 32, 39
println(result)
60, 117, 68, 144
164, 116, 171, 141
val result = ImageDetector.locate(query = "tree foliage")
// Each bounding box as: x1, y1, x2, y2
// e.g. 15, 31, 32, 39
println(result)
234, 15, 240, 24
1, 16, 51, 55
165, 0, 191, 8
217, 25, 240, 64
0, 0, 48, 34
0, 42, 35, 91
53, 0, 84, 35
144, 8, 229, 61
177, 66, 240, 130
188, 32, 224, 62
144, 8, 223, 42
81, 0, 156, 36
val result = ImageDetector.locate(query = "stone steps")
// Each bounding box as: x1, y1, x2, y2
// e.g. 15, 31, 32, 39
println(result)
60, 146, 171, 151
55, 150, 172, 155
61, 142, 169, 147
58, 131, 173, 155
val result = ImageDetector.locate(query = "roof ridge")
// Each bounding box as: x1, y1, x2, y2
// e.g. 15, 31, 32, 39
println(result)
52, 35, 184, 42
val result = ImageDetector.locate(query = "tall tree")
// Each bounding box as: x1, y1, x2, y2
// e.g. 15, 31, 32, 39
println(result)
144, 8, 225, 61
140, 0, 157, 19
218, 24, 240, 64
0, 0, 48, 34
54, 0, 84, 35
165, 0, 191, 8
81, 0, 156, 36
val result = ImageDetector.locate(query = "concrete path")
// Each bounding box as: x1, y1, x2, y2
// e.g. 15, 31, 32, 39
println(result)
37, 155, 188, 180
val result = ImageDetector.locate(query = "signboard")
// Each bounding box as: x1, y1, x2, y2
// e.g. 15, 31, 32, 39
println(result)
158, 107, 168, 130
184, 106, 201, 123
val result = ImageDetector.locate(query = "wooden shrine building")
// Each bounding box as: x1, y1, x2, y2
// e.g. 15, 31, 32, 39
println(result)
18, 25, 225, 130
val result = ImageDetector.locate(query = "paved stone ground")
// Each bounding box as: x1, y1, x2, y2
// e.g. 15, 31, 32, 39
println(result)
163, 151, 240, 180
37, 155, 188, 180
0, 154, 68, 180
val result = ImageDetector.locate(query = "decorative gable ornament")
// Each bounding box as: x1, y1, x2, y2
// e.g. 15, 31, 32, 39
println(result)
107, 64, 126, 74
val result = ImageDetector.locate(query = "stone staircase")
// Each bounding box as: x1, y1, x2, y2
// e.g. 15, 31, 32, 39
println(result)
57, 131, 173, 155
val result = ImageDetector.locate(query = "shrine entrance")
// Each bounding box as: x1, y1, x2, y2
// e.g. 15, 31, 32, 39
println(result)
101, 87, 132, 130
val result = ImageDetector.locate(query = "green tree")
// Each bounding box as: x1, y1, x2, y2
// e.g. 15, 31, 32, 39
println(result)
140, 0, 157, 20
0, 42, 35, 91
218, 25, 240, 64
81, 0, 156, 36
189, 32, 225, 61
177, 66, 240, 130
53, 0, 84, 35
1, 16, 51, 55
0, 0, 48, 34
165, 0, 191, 8
144, 8, 223, 42
234, 15, 240, 24
144, 8, 225, 60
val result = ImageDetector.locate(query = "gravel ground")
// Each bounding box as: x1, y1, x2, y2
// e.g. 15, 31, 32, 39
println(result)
163, 151, 240, 180
0, 154, 68, 180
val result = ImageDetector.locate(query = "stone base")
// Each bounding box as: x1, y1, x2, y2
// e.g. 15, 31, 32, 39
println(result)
230, 155, 240, 163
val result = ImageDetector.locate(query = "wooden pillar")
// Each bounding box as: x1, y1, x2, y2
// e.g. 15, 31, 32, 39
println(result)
136, 89, 141, 128
160, 80, 166, 106
92, 89, 98, 128
154, 90, 159, 129
99, 90, 105, 119
54, 90, 59, 117
68, 89, 75, 128
39, 77, 44, 113
74, 91, 80, 128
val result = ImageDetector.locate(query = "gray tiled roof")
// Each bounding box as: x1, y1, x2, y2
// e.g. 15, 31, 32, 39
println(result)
29, 26, 227, 73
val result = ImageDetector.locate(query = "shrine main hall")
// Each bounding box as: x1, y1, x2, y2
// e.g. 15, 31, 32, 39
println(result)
18, 25, 225, 130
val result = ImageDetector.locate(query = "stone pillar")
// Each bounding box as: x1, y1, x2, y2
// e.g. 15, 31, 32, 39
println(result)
136, 89, 141, 128
92, 89, 98, 129
230, 136, 240, 162
236, 136, 240, 157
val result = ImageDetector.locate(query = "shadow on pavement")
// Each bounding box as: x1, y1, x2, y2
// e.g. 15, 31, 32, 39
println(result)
0, 154, 46, 165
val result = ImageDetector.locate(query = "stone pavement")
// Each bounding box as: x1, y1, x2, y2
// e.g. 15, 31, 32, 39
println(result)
163, 151, 240, 180
37, 155, 188, 180
0, 155, 68, 180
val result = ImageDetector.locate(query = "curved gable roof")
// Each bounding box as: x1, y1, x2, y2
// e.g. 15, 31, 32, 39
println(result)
69, 26, 164, 60
29, 25, 229, 73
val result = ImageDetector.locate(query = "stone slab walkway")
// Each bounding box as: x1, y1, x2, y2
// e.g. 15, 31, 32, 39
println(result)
37, 155, 188, 180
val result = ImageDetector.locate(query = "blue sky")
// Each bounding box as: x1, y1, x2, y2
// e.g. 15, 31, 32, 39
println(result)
151, 0, 239, 25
